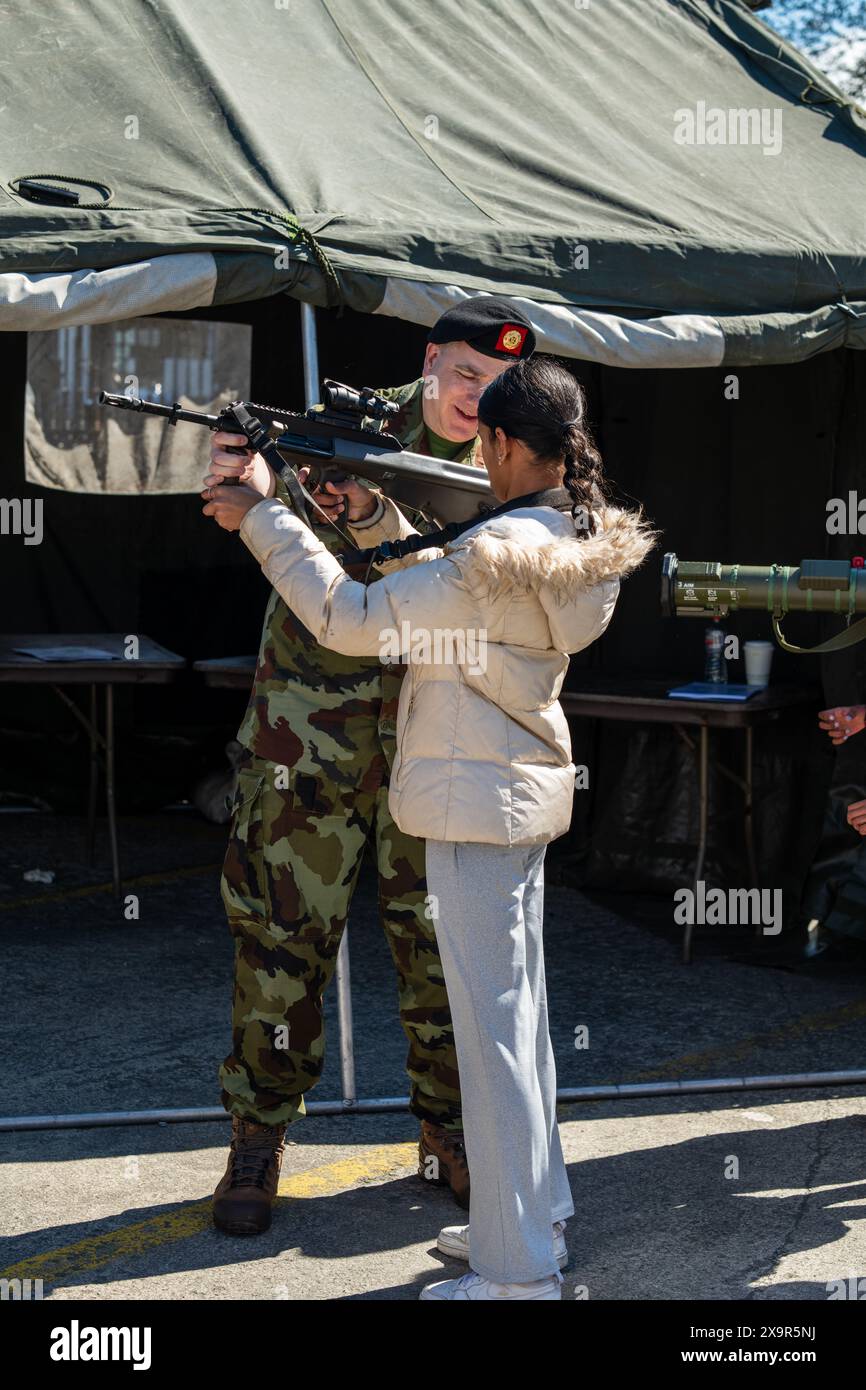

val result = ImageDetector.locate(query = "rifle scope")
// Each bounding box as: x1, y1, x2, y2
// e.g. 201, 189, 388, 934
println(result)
321, 380, 399, 420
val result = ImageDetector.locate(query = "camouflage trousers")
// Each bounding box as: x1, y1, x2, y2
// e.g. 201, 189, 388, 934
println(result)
218, 753, 463, 1129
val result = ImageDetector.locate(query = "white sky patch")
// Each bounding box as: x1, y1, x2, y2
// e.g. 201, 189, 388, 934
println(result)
814, 27, 866, 96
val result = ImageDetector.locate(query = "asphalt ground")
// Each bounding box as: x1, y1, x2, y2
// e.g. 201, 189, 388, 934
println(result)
2, 810, 866, 1301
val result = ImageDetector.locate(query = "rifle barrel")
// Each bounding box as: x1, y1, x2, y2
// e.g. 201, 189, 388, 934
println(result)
98, 392, 220, 427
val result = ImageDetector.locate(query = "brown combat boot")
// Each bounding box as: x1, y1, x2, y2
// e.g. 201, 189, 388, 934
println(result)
212, 1116, 287, 1235
418, 1121, 470, 1210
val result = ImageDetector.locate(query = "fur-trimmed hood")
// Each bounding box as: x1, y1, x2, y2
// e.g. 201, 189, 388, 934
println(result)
446, 506, 657, 600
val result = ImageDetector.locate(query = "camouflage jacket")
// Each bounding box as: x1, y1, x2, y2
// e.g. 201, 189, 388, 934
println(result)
237, 377, 478, 785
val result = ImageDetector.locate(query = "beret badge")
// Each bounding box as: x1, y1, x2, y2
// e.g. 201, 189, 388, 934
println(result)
497, 325, 527, 355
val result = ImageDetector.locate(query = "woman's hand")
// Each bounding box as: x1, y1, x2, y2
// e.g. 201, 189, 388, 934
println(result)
818, 705, 866, 745
203, 431, 275, 498
299, 468, 378, 524
200, 447, 379, 530
201, 482, 264, 531
847, 798, 866, 835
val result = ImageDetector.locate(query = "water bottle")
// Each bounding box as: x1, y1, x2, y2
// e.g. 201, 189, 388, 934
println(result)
704, 620, 727, 684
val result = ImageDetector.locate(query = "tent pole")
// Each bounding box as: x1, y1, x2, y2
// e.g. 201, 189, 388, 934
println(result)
298, 297, 357, 1109
4, 1071, 866, 1131
300, 301, 320, 408
336, 933, 357, 1107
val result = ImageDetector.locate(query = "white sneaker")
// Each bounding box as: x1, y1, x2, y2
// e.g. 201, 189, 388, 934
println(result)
420, 1271, 563, 1300
437, 1219, 569, 1269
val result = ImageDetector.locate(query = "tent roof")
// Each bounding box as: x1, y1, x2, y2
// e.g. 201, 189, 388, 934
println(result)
2, 0, 866, 365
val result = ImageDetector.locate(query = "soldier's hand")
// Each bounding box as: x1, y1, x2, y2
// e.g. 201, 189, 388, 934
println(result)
818, 705, 866, 745
847, 798, 866, 835
298, 468, 378, 524
204, 432, 275, 498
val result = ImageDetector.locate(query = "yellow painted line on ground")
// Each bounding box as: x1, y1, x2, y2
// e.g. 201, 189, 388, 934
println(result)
0, 862, 222, 914
0, 1143, 417, 1285
274, 1143, 417, 1199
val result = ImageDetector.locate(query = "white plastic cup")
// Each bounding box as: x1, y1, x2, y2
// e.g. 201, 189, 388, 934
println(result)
744, 640, 774, 688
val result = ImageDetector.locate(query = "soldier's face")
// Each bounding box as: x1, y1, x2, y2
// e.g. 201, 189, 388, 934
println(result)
422, 341, 511, 442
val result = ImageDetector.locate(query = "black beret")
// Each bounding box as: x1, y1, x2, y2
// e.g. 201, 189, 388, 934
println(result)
428, 295, 536, 361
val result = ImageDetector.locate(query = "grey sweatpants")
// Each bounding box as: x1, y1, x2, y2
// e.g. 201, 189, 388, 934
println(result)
425, 838, 575, 1283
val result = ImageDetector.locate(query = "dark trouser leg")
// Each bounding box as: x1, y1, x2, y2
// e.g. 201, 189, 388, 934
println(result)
218, 761, 371, 1125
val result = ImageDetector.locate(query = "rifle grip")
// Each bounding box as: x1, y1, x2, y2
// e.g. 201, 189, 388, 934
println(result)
302, 464, 349, 523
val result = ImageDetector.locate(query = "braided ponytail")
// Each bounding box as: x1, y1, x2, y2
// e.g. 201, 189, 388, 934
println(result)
562, 422, 605, 535
478, 356, 607, 538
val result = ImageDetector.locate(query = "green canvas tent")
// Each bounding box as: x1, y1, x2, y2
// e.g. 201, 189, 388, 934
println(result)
1, 0, 865, 365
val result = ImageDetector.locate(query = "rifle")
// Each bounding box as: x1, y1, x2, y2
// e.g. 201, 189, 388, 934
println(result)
98, 380, 492, 532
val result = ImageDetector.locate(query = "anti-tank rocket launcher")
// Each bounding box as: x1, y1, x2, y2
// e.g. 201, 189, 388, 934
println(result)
661, 552, 866, 654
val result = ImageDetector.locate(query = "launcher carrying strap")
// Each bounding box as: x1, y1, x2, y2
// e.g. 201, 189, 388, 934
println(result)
773, 614, 866, 654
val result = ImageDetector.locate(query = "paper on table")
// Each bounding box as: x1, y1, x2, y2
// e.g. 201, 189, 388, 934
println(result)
667, 682, 759, 702
13, 646, 121, 662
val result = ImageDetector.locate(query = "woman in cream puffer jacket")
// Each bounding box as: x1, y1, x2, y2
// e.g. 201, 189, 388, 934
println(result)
343, 489, 650, 846
205, 356, 654, 1302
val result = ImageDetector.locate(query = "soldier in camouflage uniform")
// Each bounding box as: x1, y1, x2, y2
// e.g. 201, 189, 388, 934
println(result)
206, 298, 537, 1235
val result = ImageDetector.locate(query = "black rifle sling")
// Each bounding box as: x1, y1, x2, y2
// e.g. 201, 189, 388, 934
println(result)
227, 402, 360, 553
343, 486, 575, 567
